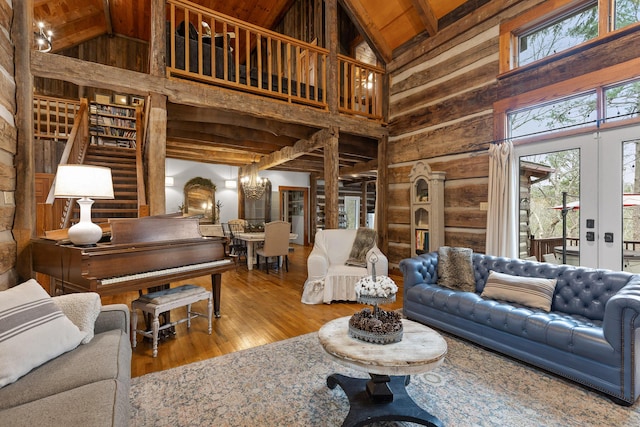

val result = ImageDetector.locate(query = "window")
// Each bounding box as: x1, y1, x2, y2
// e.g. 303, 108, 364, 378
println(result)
508, 92, 597, 139
604, 78, 640, 122
500, 0, 640, 73
518, 2, 598, 68
614, 0, 640, 30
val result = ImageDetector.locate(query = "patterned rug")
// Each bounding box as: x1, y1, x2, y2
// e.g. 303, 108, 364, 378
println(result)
130, 331, 640, 426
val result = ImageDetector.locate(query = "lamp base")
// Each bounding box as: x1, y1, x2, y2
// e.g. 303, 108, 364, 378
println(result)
68, 198, 104, 246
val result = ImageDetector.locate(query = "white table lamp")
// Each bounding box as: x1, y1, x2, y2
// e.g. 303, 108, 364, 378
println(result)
54, 165, 114, 246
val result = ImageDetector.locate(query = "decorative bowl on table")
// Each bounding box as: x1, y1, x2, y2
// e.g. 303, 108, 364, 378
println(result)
349, 275, 403, 344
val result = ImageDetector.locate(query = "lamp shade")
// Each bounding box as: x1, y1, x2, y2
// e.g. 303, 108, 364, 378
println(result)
54, 165, 114, 199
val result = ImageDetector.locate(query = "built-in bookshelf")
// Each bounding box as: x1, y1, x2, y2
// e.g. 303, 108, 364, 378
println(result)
409, 161, 445, 256
89, 102, 138, 148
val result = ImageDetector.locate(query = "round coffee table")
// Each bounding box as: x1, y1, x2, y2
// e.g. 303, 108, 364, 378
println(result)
318, 316, 447, 427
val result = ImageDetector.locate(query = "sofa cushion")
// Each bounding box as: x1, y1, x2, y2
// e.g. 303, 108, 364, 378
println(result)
53, 292, 102, 344
0, 329, 131, 410
0, 280, 85, 388
346, 228, 377, 267
437, 246, 475, 292
481, 270, 557, 311
0, 379, 129, 427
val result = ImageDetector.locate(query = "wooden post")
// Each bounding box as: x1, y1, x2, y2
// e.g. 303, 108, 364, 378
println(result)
360, 181, 368, 228
324, 126, 339, 229
146, 93, 167, 216
376, 135, 388, 252
150, 0, 166, 78
325, 0, 338, 114
13, 0, 33, 283
310, 174, 318, 241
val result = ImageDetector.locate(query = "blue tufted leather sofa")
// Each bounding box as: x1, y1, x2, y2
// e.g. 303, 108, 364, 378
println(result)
399, 252, 640, 405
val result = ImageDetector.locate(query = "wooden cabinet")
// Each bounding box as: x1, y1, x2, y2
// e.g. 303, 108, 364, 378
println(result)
89, 102, 138, 148
409, 161, 445, 256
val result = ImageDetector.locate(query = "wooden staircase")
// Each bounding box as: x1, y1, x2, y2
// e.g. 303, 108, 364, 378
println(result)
75, 145, 139, 223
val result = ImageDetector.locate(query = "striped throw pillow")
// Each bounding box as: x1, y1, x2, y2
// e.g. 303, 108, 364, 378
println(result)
0, 280, 85, 388
481, 270, 557, 312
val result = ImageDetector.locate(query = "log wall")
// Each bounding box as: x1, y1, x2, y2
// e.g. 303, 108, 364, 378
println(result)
0, 0, 16, 290
385, 0, 640, 269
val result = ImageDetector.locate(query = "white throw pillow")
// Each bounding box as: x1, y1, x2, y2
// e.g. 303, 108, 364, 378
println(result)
481, 270, 557, 312
0, 280, 86, 388
53, 292, 102, 344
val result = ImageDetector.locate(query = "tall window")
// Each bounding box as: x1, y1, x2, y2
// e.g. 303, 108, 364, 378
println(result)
614, 0, 640, 30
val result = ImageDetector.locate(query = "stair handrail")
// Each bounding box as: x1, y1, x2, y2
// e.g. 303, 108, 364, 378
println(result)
44, 98, 91, 229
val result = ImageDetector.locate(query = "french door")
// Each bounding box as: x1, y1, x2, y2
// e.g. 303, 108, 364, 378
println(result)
516, 124, 640, 271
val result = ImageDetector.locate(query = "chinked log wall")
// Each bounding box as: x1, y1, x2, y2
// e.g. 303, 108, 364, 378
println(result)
385, 0, 640, 270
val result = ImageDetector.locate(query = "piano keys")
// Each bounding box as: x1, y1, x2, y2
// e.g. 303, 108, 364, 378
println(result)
31, 217, 234, 317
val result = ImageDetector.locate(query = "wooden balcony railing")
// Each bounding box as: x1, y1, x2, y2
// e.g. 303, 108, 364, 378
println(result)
167, 0, 328, 109
33, 95, 81, 139
338, 55, 384, 120
166, 0, 384, 121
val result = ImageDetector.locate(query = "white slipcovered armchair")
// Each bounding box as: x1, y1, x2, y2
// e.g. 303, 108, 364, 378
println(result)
301, 229, 388, 304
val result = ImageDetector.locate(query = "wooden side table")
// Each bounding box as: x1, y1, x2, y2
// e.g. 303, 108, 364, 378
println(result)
318, 316, 447, 427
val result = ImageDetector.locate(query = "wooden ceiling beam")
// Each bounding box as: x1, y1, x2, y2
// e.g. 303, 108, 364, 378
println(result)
103, 0, 114, 35
168, 120, 297, 147
167, 103, 319, 140
339, 0, 392, 63
241, 127, 334, 174
166, 134, 279, 155
411, 0, 438, 36
340, 158, 378, 177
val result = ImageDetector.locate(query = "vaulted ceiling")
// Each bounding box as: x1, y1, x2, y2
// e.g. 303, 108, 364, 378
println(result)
32, 0, 473, 178
33, 0, 469, 55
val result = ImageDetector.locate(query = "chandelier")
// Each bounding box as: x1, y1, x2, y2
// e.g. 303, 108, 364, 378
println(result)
35, 22, 53, 53
241, 163, 266, 200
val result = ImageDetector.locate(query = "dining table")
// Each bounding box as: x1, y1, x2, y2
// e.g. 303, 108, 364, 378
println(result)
236, 232, 298, 270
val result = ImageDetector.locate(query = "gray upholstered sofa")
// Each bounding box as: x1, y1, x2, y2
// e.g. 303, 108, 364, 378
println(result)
400, 251, 640, 405
0, 304, 132, 426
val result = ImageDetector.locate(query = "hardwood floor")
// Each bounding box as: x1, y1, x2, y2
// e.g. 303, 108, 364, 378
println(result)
101, 244, 404, 377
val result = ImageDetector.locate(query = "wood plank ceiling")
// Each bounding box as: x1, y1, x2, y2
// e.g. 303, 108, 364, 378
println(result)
32, 0, 470, 178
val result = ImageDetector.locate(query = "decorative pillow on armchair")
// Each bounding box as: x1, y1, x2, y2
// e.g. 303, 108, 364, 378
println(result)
345, 228, 378, 267
437, 246, 476, 292
0, 280, 85, 388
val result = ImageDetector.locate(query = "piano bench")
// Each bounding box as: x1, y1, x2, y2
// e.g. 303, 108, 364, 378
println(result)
131, 284, 212, 357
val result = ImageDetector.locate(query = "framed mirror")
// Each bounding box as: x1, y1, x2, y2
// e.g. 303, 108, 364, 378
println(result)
184, 177, 216, 222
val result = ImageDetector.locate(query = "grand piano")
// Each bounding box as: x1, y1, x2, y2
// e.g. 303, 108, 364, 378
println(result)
31, 216, 234, 317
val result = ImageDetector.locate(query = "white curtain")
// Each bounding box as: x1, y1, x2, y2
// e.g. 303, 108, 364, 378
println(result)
486, 141, 518, 258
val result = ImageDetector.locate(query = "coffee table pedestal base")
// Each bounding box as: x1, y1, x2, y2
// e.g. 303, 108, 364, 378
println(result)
327, 373, 443, 427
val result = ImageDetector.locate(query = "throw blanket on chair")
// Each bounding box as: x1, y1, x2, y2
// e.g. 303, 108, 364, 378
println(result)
345, 228, 377, 267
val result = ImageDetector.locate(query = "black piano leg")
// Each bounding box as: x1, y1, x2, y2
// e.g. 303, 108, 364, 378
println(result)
211, 273, 222, 318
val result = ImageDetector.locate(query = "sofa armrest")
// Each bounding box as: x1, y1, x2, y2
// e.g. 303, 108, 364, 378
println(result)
307, 246, 329, 281
94, 304, 130, 338
399, 252, 438, 289
602, 278, 640, 348
366, 247, 388, 276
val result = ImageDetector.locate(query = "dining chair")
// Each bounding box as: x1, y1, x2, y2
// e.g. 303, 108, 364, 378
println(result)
256, 221, 291, 273
224, 220, 248, 265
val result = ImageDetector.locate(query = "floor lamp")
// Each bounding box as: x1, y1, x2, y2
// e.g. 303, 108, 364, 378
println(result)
54, 165, 114, 246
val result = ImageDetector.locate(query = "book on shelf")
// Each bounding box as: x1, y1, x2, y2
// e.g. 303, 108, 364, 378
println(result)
416, 229, 429, 252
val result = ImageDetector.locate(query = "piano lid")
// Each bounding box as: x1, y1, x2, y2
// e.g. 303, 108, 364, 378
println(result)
109, 217, 203, 245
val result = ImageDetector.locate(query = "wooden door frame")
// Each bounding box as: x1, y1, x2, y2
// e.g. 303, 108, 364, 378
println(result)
279, 186, 309, 245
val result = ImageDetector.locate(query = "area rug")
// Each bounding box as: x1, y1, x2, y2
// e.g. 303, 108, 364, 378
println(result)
130, 331, 640, 426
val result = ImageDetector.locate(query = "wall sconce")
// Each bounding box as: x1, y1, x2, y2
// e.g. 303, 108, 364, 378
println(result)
225, 179, 237, 189
54, 165, 114, 246
165, 176, 174, 187
34, 22, 53, 53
